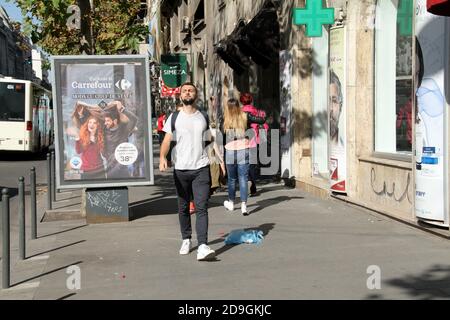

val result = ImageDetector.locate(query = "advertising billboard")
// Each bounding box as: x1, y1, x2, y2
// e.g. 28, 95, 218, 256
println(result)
329, 26, 347, 193
51, 55, 154, 189
414, 0, 449, 224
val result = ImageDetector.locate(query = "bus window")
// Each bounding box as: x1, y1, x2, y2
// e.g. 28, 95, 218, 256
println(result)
0, 82, 26, 121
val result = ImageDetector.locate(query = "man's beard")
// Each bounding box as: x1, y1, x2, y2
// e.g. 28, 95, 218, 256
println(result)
330, 119, 338, 138
182, 98, 195, 105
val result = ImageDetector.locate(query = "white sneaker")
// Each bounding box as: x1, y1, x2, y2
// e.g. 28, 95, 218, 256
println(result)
224, 200, 234, 211
179, 239, 191, 255
241, 202, 248, 216
197, 244, 216, 261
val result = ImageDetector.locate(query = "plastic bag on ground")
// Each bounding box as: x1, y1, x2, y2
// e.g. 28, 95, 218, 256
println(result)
224, 229, 264, 245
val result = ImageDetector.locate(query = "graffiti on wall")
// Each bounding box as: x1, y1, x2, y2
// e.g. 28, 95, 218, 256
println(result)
370, 167, 412, 204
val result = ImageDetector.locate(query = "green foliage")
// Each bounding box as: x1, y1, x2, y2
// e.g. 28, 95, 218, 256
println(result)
8, 0, 149, 55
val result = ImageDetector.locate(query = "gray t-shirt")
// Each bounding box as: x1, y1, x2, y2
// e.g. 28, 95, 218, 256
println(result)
163, 110, 210, 170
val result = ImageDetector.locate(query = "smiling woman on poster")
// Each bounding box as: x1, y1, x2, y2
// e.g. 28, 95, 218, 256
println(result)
67, 116, 106, 180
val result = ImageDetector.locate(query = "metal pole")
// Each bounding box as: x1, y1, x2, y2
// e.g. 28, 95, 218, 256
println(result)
30, 167, 37, 240
51, 151, 56, 202
46, 153, 52, 210
2, 188, 10, 289
18, 177, 25, 260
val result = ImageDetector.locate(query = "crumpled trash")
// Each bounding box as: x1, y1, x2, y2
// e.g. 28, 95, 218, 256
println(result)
224, 229, 264, 245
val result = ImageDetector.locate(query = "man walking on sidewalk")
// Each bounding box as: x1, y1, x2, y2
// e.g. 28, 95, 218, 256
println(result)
159, 82, 216, 261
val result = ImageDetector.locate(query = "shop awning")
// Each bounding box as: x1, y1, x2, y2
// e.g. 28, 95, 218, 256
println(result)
214, 0, 280, 70
213, 21, 252, 74
235, 0, 279, 68
427, 0, 450, 16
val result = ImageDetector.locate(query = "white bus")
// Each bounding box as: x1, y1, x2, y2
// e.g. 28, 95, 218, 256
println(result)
0, 78, 53, 152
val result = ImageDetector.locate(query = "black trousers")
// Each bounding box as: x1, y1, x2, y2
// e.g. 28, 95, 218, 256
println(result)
174, 165, 211, 245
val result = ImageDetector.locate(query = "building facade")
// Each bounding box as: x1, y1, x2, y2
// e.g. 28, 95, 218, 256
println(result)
159, 0, 450, 236
0, 6, 33, 81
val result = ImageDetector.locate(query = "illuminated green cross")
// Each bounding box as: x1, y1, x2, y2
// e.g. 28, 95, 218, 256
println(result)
397, 0, 413, 36
293, 0, 335, 37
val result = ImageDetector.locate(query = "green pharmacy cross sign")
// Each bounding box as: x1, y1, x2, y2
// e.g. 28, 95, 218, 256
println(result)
397, 0, 413, 36
293, 0, 335, 37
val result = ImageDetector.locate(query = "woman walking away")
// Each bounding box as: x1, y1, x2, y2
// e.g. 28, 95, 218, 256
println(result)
240, 93, 268, 196
223, 98, 251, 216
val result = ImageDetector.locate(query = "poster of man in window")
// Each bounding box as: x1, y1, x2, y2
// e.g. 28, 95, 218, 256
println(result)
51, 56, 154, 189
329, 26, 347, 194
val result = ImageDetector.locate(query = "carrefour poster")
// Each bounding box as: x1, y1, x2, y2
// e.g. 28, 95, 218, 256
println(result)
52, 56, 154, 189
329, 26, 347, 193
414, 0, 448, 223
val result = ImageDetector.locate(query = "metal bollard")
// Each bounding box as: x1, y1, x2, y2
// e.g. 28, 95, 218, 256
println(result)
2, 188, 10, 289
46, 153, 52, 210
30, 167, 37, 240
18, 177, 26, 260
51, 151, 56, 202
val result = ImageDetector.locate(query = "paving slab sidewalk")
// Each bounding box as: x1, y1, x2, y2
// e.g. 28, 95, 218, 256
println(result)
1, 167, 450, 300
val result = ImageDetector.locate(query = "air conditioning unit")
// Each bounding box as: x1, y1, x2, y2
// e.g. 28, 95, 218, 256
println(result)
181, 16, 190, 33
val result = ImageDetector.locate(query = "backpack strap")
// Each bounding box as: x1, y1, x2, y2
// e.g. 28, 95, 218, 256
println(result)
201, 110, 212, 148
200, 110, 209, 129
170, 111, 180, 133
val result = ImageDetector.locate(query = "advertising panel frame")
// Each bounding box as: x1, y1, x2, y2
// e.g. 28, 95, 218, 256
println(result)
445, 14, 450, 227
414, 2, 449, 225
51, 55, 154, 189
328, 25, 347, 193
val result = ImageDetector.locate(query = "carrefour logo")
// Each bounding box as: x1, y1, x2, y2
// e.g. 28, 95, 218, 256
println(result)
115, 79, 132, 90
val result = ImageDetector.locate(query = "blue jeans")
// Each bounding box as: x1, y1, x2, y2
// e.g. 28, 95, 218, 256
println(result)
225, 149, 249, 202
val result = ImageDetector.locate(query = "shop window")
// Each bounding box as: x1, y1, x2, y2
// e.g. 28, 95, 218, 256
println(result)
374, 0, 414, 155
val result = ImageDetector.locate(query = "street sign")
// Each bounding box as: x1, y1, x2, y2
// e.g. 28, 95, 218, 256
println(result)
161, 54, 188, 89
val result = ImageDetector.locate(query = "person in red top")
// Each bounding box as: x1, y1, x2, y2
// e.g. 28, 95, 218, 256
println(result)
240, 93, 268, 196
157, 112, 166, 145
70, 116, 106, 180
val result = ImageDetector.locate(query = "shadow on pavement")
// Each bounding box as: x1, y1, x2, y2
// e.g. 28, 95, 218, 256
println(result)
58, 293, 77, 300
13, 261, 83, 287
130, 197, 179, 220
38, 224, 88, 239
253, 184, 294, 196
248, 196, 305, 215
376, 264, 450, 300
27, 240, 86, 259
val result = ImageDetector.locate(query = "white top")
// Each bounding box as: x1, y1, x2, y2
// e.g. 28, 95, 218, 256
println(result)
163, 110, 210, 170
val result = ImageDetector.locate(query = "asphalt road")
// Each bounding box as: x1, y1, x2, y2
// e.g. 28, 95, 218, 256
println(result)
0, 151, 49, 197
0, 151, 50, 255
